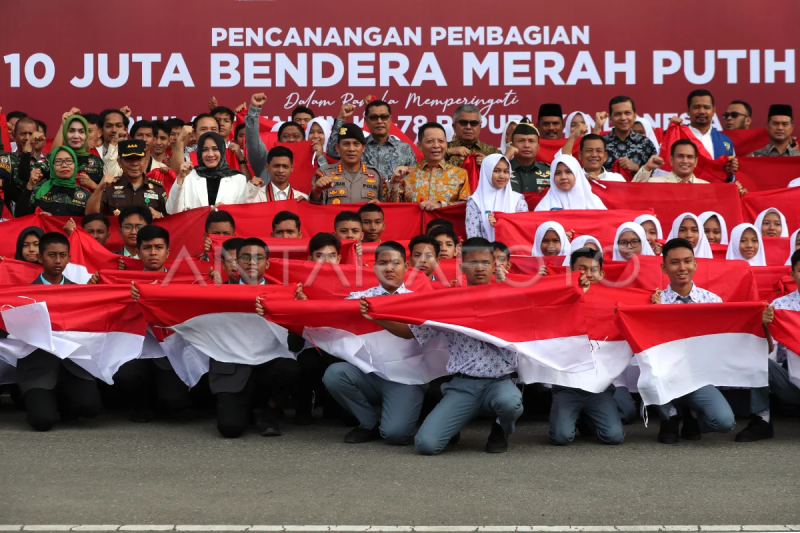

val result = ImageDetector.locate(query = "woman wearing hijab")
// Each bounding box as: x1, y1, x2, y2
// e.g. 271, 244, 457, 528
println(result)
698, 211, 729, 245
14, 146, 89, 218
308, 117, 332, 167
465, 154, 528, 239
564, 111, 592, 138
532, 221, 572, 259
726, 223, 767, 266
786, 229, 800, 265
561, 235, 601, 266
612, 222, 655, 261
666, 212, 714, 259
61, 115, 105, 186
534, 154, 607, 211
167, 132, 248, 214
634, 214, 663, 255
633, 116, 661, 152
15, 227, 45, 263
499, 119, 519, 154
754, 208, 789, 238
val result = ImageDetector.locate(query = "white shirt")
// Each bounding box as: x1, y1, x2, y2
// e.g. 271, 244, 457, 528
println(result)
690, 126, 715, 158
595, 171, 627, 182
245, 181, 309, 203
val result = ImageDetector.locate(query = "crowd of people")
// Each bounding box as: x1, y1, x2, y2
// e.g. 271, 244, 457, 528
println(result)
0, 88, 799, 456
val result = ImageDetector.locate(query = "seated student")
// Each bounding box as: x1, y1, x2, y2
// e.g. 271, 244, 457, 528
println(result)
409, 235, 440, 280
429, 226, 460, 260
116, 205, 153, 259
246, 146, 309, 203
334, 211, 364, 261
666, 213, 713, 259
15, 227, 45, 263
81, 213, 110, 246
534, 154, 607, 211
213, 238, 302, 438
136, 225, 170, 272
726, 223, 767, 266
651, 238, 736, 444
549, 247, 626, 446
466, 154, 528, 240
744, 249, 800, 442
787, 229, 800, 265
358, 203, 386, 243
202, 210, 236, 260
612, 222, 655, 261
362, 237, 523, 455
425, 218, 454, 235
271, 211, 303, 239
698, 212, 729, 245
532, 221, 572, 259
755, 208, 788, 238
308, 232, 342, 264
18, 232, 102, 431
634, 214, 663, 255
492, 241, 512, 275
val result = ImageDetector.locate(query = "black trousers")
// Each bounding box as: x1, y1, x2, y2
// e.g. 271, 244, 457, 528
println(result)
294, 348, 342, 413
216, 358, 302, 438
23, 369, 102, 431
113, 358, 191, 413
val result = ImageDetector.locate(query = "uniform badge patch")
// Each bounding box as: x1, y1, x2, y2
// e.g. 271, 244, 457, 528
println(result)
332, 198, 341, 204
113, 209, 121, 216
74, 190, 88, 200
367, 191, 376, 198
365, 178, 376, 183
724, 141, 731, 151
338, 189, 346, 195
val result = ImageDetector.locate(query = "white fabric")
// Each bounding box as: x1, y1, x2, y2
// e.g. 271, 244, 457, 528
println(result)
788, 178, 800, 188
689, 126, 715, 158
469, 154, 521, 241
244, 181, 308, 203
612, 222, 655, 261
667, 212, 713, 259
499, 120, 519, 153
165, 169, 248, 213
532, 221, 572, 258
595, 171, 627, 182
562, 235, 602, 266
634, 214, 663, 240
535, 154, 607, 211
754, 207, 789, 238
160, 332, 210, 388
698, 211, 730, 245
612, 358, 641, 392
635, 116, 661, 151
787, 229, 800, 266
726, 223, 767, 266
564, 111, 592, 138
271, 121, 284, 132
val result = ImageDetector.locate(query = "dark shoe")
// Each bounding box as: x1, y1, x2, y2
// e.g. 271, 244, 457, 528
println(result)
344, 425, 381, 443
259, 408, 283, 437
735, 417, 773, 442
340, 410, 360, 427
294, 410, 313, 426
657, 416, 680, 444
448, 432, 461, 446
485, 422, 508, 453
59, 412, 79, 424
129, 407, 154, 423
680, 411, 702, 441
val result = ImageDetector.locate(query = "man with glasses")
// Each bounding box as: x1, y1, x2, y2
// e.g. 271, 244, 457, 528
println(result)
723, 101, 752, 130
114, 205, 152, 258
446, 105, 500, 168
327, 98, 416, 179
749, 105, 799, 157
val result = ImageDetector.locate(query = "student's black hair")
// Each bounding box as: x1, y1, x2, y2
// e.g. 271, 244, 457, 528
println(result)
82, 113, 100, 127
291, 106, 315, 119
608, 95, 635, 114
118, 205, 153, 226
791, 249, 800, 270
210, 106, 235, 122
428, 225, 458, 244
99, 108, 126, 128
137, 225, 170, 248
334, 211, 362, 228
81, 213, 109, 229
687, 89, 714, 108
151, 120, 170, 138
222, 237, 245, 254
357, 203, 384, 216
365, 100, 392, 116
662, 238, 695, 259
165, 118, 186, 130
130, 120, 153, 139
425, 218, 453, 234
492, 241, 510, 258
670, 139, 698, 156
409, 235, 440, 257
460, 237, 493, 261
192, 113, 217, 131
278, 121, 305, 140
267, 145, 294, 164
569, 246, 604, 269
35, 119, 47, 136
205, 210, 236, 232
236, 237, 269, 259
730, 100, 753, 118
38, 232, 70, 253
234, 123, 246, 138
375, 241, 406, 262
418, 122, 446, 141
6, 110, 28, 122
308, 232, 341, 255
580, 133, 606, 151
272, 210, 301, 230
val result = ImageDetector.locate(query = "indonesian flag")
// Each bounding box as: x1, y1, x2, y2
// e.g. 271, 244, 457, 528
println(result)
462, 153, 480, 193
536, 138, 580, 164
752, 265, 793, 302
615, 302, 768, 406
770, 309, 800, 388
234, 107, 278, 135
743, 187, 800, 233
0, 285, 147, 384
658, 123, 717, 173
65, 228, 141, 283
421, 204, 468, 240
147, 166, 177, 195
0, 258, 42, 285
698, 156, 800, 191
725, 128, 770, 156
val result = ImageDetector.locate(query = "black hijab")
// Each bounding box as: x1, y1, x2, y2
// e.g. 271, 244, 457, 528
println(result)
15, 226, 45, 262
195, 132, 240, 180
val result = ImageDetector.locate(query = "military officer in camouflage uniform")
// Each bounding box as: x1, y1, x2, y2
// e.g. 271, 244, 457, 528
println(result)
14, 146, 90, 218
85, 140, 168, 219
507, 120, 551, 193
309, 124, 386, 205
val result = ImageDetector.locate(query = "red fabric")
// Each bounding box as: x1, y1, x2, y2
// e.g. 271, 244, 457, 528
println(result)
610, 160, 634, 181
0, 112, 10, 152
234, 108, 278, 134
698, 156, 800, 192
725, 128, 771, 156
742, 187, 800, 233
95, 268, 212, 285
146, 166, 177, 194
752, 265, 793, 302
592, 182, 744, 233
658, 123, 715, 172
763, 237, 790, 267
67, 228, 141, 272
421, 204, 467, 241
535, 138, 580, 164
772, 309, 800, 356
462, 153, 479, 194
0, 257, 41, 284
584, 284, 654, 342
522, 190, 548, 211
206, 234, 360, 266
277, 141, 316, 195
775, 276, 797, 298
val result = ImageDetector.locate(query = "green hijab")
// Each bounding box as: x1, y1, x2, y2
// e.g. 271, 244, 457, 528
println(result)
61, 115, 90, 157
35, 147, 78, 200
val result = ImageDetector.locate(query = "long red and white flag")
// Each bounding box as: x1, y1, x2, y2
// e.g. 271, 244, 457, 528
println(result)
769, 309, 800, 389
615, 302, 768, 406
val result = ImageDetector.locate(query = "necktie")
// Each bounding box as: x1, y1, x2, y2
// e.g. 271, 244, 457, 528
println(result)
677, 295, 693, 304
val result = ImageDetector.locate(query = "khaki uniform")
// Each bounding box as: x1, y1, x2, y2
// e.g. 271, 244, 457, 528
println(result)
312, 162, 386, 205
98, 174, 169, 217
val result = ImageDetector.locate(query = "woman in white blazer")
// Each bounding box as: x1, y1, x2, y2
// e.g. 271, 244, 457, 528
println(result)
166, 132, 247, 214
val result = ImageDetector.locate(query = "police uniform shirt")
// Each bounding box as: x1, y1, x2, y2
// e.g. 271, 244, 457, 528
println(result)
100, 175, 168, 217
313, 162, 386, 205
509, 159, 551, 193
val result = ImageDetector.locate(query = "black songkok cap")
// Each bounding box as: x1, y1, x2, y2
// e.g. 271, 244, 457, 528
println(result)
768, 104, 793, 119
538, 103, 563, 120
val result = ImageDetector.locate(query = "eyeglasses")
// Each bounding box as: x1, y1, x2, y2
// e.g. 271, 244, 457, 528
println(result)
617, 238, 641, 248
457, 120, 480, 127
121, 224, 146, 232
367, 114, 391, 121
239, 254, 266, 264
723, 112, 749, 120
53, 158, 75, 167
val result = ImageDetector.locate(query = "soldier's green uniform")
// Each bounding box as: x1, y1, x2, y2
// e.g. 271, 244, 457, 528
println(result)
14, 147, 89, 218
509, 159, 551, 193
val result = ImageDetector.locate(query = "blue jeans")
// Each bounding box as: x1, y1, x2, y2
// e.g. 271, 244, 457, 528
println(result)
657, 385, 735, 433
549, 385, 625, 445
750, 359, 800, 412
614, 386, 638, 424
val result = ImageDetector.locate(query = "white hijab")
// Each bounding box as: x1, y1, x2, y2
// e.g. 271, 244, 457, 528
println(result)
635, 115, 660, 151
562, 235, 602, 266
667, 212, 714, 259
564, 111, 592, 138
532, 221, 572, 259
500, 120, 519, 153
787, 229, 800, 266
634, 214, 663, 240
535, 154, 607, 211
271, 121, 284, 132
698, 211, 730, 245
788, 178, 800, 188
754, 207, 789, 238
307, 117, 331, 151
726, 223, 767, 266
469, 154, 521, 241
612, 222, 656, 261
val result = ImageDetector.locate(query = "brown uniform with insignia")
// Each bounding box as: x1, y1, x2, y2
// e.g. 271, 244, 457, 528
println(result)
311, 162, 387, 205
98, 174, 168, 217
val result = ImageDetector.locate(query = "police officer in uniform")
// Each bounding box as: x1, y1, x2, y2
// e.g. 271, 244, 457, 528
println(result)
507, 120, 551, 193
310, 124, 386, 205
85, 139, 168, 219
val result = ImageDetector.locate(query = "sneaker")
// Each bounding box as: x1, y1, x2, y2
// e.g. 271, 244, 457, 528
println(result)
735, 417, 773, 442
259, 408, 283, 437
344, 425, 381, 443
680, 410, 702, 441
657, 416, 680, 444
485, 422, 508, 453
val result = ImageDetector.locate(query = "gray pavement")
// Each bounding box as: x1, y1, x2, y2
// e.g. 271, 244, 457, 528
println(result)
1, 403, 799, 527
